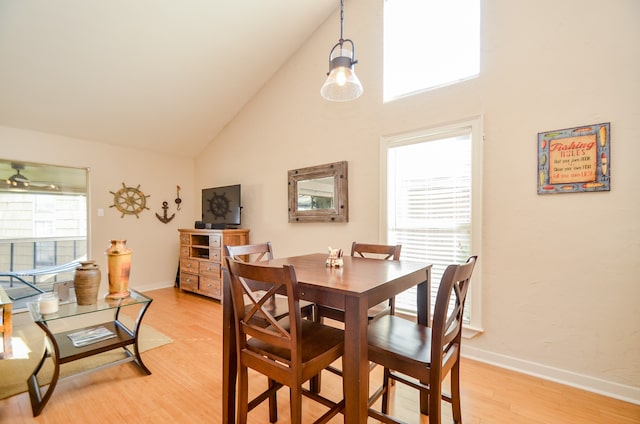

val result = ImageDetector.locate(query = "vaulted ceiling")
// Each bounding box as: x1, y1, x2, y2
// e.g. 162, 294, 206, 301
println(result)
0, 1, 337, 157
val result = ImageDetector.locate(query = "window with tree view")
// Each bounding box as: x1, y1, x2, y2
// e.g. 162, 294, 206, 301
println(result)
0, 160, 88, 300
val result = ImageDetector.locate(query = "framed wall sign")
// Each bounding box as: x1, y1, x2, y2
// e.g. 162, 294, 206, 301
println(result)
537, 122, 610, 194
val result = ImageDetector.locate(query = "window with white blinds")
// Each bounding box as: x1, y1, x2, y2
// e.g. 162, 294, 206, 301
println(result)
381, 119, 482, 329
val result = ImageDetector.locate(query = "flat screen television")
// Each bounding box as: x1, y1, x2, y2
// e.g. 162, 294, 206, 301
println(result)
202, 184, 241, 228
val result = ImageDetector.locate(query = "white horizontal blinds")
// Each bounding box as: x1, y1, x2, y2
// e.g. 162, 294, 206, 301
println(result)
387, 131, 472, 322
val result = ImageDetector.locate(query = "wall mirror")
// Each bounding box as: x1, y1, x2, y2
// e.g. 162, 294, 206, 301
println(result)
288, 161, 348, 223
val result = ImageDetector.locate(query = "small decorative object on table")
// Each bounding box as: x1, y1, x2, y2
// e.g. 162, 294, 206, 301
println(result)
38, 293, 59, 315
326, 247, 344, 267
73, 260, 101, 305
67, 326, 116, 347
105, 239, 132, 299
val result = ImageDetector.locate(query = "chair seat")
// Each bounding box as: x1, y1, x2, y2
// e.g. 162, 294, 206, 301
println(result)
368, 315, 434, 372
248, 317, 344, 371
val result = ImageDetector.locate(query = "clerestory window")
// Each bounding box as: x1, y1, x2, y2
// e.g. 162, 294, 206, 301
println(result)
384, 0, 481, 101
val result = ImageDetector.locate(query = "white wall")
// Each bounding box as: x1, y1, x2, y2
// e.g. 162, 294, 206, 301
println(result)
0, 126, 195, 295
196, 0, 640, 402
1, 0, 637, 405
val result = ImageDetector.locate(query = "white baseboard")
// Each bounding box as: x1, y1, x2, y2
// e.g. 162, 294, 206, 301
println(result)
133, 281, 175, 293
462, 345, 640, 405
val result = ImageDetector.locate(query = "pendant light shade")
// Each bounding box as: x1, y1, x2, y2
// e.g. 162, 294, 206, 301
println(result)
320, 0, 363, 102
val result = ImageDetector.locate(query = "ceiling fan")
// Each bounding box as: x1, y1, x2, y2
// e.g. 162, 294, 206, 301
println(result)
4, 162, 59, 191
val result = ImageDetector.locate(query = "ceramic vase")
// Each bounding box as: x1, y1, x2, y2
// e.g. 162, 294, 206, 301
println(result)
73, 260, 101, 305
105, 239, 132, 299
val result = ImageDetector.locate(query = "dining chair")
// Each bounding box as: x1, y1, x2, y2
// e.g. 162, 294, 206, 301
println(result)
225, 257, 345, 424
225, 243, 314, 323
367, 255, 478, 424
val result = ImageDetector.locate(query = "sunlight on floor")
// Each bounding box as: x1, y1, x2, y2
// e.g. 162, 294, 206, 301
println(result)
1, 336, 31, 359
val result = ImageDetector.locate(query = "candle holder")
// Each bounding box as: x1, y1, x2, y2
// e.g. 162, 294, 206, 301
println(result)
38, 293, 59, 315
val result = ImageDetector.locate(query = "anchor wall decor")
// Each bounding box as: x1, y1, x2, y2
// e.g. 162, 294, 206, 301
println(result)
155, 201, 175, 224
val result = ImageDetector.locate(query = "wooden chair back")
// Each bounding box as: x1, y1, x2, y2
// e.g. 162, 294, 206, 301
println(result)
432, 256, 477, 382
225, 257, 345, 423
352, 241, 402, 316
367, 255, 478, 424
225, 242, 274, 263
225, 242, 314, 323
226, 258, 302, 366
351, 241, 401, 261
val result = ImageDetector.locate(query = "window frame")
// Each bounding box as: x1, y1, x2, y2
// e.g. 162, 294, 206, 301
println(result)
379, 117, 483, 334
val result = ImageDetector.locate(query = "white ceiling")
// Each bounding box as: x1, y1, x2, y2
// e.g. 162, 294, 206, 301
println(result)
0, 1, 337, 157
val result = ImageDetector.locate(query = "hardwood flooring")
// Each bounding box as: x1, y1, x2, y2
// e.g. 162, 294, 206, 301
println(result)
0, 287, 638, 423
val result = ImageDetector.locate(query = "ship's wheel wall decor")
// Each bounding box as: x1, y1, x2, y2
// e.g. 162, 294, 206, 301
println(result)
109, 183, 150, 218
207, 191, 231, 219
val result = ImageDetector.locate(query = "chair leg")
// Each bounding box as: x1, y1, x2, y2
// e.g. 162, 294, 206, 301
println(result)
451, 363, 462, 423
290, 385, 303, 423
238, 365, 250, 424
309, 309, 323, 393
428, 379, 442, 424
268, 378, 278, 423
419, 378, 430, 415
309, 371, 321, 393
382, 368, 391, 414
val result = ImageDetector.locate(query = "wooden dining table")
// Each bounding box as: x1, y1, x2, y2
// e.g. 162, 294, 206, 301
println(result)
222, 253, 432, 424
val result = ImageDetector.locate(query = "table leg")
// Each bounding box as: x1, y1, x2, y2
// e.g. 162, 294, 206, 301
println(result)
115, 301, 153, 375
27, 323, 61, 417
222, 269, 236, 424
343, 295, 369, 423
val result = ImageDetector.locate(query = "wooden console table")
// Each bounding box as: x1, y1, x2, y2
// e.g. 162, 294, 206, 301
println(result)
178, 228, 249, 300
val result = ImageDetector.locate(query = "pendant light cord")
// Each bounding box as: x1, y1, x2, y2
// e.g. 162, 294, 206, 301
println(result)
339, 0, 345, 42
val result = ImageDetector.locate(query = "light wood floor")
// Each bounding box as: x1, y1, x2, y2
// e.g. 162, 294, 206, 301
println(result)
1, 287, 638, 423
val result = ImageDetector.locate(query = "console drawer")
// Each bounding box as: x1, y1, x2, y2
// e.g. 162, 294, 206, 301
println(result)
180, 258, 199, 274
199, 276, 221, 297
200, 262, 220, 278
180, 272, 198, 291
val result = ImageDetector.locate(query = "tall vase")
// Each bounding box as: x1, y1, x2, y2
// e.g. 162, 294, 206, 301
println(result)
73, 260, 101, 305
105, 239, 132, 299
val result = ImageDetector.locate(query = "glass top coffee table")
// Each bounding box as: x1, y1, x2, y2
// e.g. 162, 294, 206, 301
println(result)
26, 290, 153, 416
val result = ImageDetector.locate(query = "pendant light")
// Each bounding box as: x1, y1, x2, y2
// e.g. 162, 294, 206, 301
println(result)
320, 0, 363, 102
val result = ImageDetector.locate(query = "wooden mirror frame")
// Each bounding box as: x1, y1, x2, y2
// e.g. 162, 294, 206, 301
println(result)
288, 161, 348, 223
